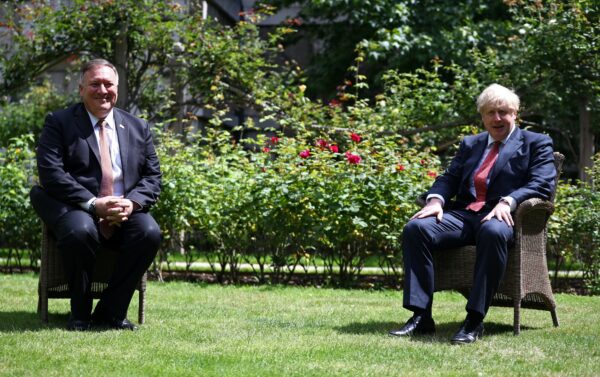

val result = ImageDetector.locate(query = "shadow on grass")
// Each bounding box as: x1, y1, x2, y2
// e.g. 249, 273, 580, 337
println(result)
335, 320, 525, 343
0, 311, 69, 332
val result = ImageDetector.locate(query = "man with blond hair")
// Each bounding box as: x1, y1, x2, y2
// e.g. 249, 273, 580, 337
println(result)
389, 84, 556, 344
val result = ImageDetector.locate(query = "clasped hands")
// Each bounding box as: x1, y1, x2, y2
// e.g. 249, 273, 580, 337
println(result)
410, 198, 514, 226
94, 196, 136, 226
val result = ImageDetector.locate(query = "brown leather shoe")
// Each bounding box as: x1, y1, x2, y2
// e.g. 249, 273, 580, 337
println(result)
389, 315, 435, 337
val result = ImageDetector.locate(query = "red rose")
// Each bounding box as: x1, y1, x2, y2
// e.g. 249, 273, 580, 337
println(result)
299, 149, 311, 159
345, 152, 361, 164
329, 145, 339, 153
427, 171, 437, 178
396, 164, 406, 171
350, 133, 361, 143
316, 139, 329, 149
262, 147, 271, 153
270, 136, 280, 144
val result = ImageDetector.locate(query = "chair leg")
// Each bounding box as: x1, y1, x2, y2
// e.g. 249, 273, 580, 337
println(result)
138, 288, 145, 325
551, 309, 559, 327
39, 291, 49, 323
513, 299, 521, 335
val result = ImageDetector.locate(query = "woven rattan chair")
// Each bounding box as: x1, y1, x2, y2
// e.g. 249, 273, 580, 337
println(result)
428, 152, 564, 335
37, 224, 146, 324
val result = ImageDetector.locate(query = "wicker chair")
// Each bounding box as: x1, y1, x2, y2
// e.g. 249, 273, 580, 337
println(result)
429, 152, 564, 335
37, 224, 146, 324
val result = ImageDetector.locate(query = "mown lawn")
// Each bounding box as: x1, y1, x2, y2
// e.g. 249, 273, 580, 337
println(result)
1, 273, 599, 376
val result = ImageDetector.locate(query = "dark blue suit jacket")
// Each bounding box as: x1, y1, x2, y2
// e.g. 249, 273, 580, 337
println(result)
31, 103, 161, 226
428, 126, 556, 211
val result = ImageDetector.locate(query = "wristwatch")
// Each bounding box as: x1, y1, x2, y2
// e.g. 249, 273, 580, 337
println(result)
88, 199, 97, 215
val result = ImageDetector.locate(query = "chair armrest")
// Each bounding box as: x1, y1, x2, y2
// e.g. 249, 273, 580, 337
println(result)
514, 198, 554, 227
513, 198, 554, 260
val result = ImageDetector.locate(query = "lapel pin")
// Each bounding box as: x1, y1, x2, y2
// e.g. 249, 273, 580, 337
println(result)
119, 124, 125, 129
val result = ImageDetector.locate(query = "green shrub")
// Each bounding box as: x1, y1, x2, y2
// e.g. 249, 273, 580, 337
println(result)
0, 134, 40, 270
548, 154, 600, 295
0, 82, 71, 146
153, 105, 438, 286
257, 131, 437, 286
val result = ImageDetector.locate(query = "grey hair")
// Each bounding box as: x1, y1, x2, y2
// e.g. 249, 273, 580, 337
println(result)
79, 59, 119, 85
476, 83, 520, 114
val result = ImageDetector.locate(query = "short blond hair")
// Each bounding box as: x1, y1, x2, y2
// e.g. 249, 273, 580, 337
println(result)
476, 84, 520, 114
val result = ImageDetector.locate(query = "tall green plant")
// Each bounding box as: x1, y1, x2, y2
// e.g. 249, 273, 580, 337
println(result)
0, 134, 40, 270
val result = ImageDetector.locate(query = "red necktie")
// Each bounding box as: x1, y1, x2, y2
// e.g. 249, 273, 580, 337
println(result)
466, 141, 501, 212
98, 120, 114, 239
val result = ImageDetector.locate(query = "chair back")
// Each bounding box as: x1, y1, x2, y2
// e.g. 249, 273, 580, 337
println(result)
549, 152, 565, 203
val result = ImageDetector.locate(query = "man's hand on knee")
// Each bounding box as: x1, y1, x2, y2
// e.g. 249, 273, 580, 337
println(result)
410, 198, 444, 223
482, 202, 514, 226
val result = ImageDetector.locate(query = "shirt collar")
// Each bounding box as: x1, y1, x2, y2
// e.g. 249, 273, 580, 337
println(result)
486, 123, 516, 147
87, 109, 115, 130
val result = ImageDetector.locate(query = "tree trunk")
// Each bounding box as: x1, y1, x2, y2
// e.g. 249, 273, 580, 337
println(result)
579, 96, 594, 182
169, 69, 185, 134
115, 22, 128, 110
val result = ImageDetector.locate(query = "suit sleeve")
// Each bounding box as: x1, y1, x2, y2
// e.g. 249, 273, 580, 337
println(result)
507, 134, 556, 204
125, 120, 161, 210
37, 112, 96, 205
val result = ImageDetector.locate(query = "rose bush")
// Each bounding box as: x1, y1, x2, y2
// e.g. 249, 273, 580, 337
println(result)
153, 101, 440, 286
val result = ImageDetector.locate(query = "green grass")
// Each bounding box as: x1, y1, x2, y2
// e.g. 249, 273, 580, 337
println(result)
1, 274, 599, 377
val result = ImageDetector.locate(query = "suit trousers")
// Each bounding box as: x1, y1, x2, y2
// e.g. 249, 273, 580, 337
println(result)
50, 209, 161, 320
402, 209, 514, 318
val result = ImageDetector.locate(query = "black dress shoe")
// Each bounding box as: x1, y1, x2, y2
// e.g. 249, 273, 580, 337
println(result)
451, 319, 484, 344
106, 318, 138, 331
67, 317, 91, 331
389, 315, 435, 337
93, 314, 138, 331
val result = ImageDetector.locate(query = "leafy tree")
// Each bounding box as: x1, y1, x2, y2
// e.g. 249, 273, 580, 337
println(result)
261, 0, 513, 97
501, 0, 600, 181
0, 0, 293, 128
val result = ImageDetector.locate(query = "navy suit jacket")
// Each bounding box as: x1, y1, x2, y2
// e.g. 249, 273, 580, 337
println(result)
427, 126, 556, 211
31, 102, 161, 226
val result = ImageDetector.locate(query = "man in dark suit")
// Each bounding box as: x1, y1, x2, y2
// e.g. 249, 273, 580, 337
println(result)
389, 84, 556, 344
30, 59, 161, 331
